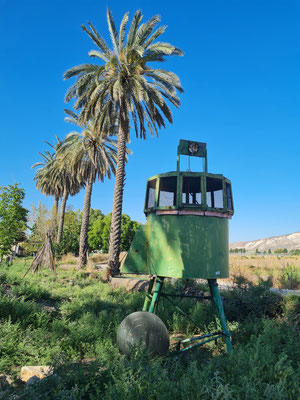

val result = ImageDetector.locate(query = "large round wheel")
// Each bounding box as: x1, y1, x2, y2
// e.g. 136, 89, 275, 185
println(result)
117, 311, 169, 357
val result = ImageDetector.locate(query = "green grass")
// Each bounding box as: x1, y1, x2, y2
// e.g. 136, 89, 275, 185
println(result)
0, 261, 299, 399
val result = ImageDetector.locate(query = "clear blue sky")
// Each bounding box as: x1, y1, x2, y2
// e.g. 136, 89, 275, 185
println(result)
1, 0, 299, 242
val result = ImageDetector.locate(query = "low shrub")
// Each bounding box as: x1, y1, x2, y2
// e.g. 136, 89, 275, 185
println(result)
224, 276, 283, 322
278, 265, 300, 290
283, 295, 300, 328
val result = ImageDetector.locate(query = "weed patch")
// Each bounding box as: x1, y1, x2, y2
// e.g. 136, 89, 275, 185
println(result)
279, 265, 300, 290
0, 261, 299, 399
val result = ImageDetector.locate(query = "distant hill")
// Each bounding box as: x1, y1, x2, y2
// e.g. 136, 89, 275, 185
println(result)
230, 232, 300, 252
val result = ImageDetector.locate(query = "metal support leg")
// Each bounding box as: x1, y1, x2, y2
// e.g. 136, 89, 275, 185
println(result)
142, 277, 155, 311
208, 279, 233, 354
148, 277, 164, 313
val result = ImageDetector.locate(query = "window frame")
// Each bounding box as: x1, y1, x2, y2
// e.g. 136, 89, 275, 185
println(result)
144, 178, 157, 211
180, 173, 202, 208
225, 179, 234, 212
157, 175, 178, 209
144, 172, 234, 214
204, 174, 226, 212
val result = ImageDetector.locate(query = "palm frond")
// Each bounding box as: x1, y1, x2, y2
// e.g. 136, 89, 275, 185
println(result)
134, 15, 160, 47
119, 12, 129, 52
81, 23, 111, 57
106, 8, 119, 55
63, 64, 98, 80
88, 50, 109, 62
127, 10, 143, 47
143, 26, 167, 49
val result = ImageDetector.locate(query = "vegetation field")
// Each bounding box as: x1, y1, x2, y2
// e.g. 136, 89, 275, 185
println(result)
0, 259, 299, 399
224, 254, 300, 290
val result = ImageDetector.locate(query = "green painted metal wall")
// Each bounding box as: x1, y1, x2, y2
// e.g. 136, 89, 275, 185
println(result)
122, 214, 229, 279
122, 225, 148, 275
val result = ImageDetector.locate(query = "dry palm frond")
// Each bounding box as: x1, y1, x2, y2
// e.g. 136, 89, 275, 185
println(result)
23, 232, 57, 280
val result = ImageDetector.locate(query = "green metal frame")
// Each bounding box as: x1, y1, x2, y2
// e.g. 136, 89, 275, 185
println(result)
142, 276, 233, 354
177, 140, 207, 173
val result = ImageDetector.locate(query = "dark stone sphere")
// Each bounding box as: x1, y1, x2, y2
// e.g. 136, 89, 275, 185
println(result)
117, 311, 169, 357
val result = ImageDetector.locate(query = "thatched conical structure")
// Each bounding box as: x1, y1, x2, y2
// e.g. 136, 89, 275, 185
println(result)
23, 232, 57, 279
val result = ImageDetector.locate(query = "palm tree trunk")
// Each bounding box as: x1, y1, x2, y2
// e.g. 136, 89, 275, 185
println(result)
79, 167, 94, 267
107, 107, 128, 277
51, 195, 59, 239
56, 187, 68, 244
53, 195, 59, 219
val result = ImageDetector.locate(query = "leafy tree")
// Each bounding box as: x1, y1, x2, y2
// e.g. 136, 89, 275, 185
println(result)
0, 184, 28, 261
290, 249, 300, 256
53, 209, 106, 257
88, 208, 104, 228
26, 202, 51, 253
57, 112, 118, 267
88, 215, 109, 252
230, 248, 245, 254
54, 209, 81, 256
274, 248, 288, 254
88, 213, 139, 252
120, 214, 140, 251
64, 8, 183, 276
268, 248, 272, 254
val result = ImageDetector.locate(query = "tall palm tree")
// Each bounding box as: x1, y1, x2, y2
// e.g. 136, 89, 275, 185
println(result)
57, 110, 118, 267
33, 145, 63, 235
55, 163, 84, 244
64, 8, 183, 276
33, 140, 83, 243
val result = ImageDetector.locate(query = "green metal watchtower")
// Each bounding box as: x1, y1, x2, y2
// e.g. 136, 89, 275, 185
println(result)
119, 140, 234, 355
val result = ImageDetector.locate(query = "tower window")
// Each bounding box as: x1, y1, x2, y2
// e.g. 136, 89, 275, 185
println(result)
146, 179, 156, 209
158, 177, 177, 206
182, 177, 201, 205
206, 177, 224, 209
226, 182, 233, 211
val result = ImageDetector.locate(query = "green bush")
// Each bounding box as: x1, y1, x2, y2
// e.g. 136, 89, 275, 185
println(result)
290, 249, 300, 256
224, 276, 283, 322
283, 295, 300, 328
274, 248, 288, 254
88, 213, 140, 252
279, 265, 300, 290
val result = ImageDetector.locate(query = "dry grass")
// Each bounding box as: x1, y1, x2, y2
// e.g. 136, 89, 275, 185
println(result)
89, 252, 127, 265
55, 252, 300, 289
222, 254, 300, 288
89, 253, 109, 263
56, 253, 78, 266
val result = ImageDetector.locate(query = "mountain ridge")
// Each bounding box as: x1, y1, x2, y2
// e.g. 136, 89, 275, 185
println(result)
230, 232, 300, 252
